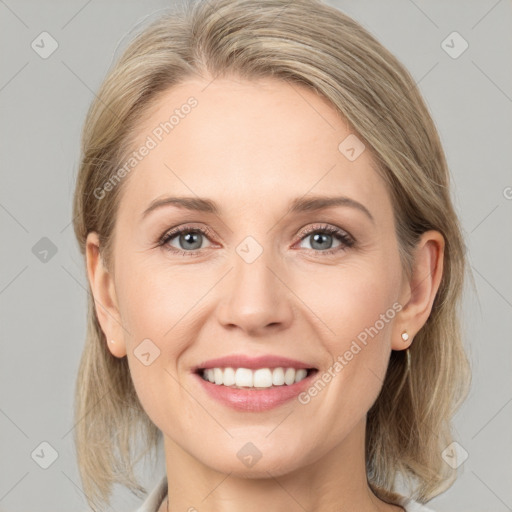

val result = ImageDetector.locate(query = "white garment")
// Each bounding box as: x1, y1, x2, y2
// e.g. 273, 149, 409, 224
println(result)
135, 475, 436, 512
135, 475, 167, 512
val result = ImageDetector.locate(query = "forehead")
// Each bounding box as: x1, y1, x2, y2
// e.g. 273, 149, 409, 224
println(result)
118, 76, 390, 220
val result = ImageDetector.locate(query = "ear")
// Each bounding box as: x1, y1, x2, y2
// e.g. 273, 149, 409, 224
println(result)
85, 232, 127, 358
392, 230, 445, 351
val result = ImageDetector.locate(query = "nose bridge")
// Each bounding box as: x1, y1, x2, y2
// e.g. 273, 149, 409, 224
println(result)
216, 234, 293, 333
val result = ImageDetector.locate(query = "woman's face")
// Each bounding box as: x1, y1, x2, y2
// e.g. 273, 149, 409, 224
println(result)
89, 76, 415, 476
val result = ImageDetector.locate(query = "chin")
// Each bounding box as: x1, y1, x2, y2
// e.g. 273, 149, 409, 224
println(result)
211, 456, 304, 479
193, 439, 308, 478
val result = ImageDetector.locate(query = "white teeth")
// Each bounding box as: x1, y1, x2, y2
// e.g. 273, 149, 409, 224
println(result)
214, 368, 223, 385
201, 367, 310, 388
272, 367, 285, 386
235, 368, 253, 387
223, 367, 236, 386
294, 369, 308, 383
284, 368, 295, 385
253, 369, 273, 388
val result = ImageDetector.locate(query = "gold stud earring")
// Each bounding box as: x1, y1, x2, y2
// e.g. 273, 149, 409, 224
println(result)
401, 331, 409, 342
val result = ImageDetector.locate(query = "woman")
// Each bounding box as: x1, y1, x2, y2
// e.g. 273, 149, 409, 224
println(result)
72, 0, 471, 511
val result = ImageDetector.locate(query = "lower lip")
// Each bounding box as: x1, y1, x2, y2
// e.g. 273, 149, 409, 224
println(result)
193, 370, 318, 412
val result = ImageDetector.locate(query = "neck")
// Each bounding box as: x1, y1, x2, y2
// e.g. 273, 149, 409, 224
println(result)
160, 417, 402, 512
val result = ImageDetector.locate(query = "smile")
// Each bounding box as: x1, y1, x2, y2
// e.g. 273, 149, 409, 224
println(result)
199, 367, 315, 388
193, 367, 319, 412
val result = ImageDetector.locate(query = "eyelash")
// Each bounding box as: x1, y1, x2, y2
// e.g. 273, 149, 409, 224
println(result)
157, 223, 355, 257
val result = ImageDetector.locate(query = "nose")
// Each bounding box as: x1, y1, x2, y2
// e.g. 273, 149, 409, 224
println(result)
215, 246, 294, 336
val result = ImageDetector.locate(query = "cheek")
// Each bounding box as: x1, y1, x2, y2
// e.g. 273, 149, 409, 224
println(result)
296, 255, 400, 410
115, 255, 186, 339
116, 258, 190, 430
114, 254, 204, 415
297, 264, 400, 423
296, 258, 399, 346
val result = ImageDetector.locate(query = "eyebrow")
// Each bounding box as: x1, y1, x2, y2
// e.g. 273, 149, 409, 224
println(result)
141, 195, 375, 223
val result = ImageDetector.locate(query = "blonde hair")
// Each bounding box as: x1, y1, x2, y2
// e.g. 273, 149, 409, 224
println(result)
72, 0, 472, 509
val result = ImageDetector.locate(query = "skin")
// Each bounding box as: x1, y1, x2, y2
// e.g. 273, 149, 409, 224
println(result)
86, 76, 444, 512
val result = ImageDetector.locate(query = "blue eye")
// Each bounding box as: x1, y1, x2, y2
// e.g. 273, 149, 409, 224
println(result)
297, 225, 354, 255
159, 226, 213, 256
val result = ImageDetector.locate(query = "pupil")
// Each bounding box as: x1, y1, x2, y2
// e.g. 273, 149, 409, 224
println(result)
182, 232, 201, 250
311, 233, 332, 250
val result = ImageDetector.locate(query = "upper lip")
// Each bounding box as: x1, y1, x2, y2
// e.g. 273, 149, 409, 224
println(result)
192, 354, 317, 372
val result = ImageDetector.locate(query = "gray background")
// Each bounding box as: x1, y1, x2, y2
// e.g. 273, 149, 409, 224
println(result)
1, 0, 511, 510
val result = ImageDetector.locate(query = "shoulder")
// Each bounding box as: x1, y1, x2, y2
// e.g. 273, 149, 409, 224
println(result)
396, 495, 437, 512
134, 475, 168, 512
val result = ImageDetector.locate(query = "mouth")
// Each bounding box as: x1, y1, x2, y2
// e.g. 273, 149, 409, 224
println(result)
194, 367, 319, 389
192, 366, 319, 411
